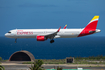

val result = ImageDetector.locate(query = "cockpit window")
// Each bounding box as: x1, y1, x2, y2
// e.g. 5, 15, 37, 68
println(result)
8, 32, 11, 33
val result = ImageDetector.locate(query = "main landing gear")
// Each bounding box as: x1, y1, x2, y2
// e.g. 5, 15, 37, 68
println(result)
15, 38, 17, 43
50, 39, 54, 43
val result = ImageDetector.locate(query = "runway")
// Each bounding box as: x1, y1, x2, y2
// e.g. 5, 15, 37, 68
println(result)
1, 63, 105, 70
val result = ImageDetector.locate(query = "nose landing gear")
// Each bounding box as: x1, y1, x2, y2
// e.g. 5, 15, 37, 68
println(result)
15, 38, 17, 43
50, 39, 54, 43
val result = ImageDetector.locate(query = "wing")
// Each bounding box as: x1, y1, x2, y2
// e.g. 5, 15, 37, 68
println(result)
45, 26, 61, 39
37, 26, 61, 39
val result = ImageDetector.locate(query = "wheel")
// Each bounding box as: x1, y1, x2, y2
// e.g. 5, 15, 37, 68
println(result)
15, 38, 17, 43
50, 40, 54, 43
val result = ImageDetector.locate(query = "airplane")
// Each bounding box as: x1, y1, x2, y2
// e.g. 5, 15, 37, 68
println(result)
5, 16, 101, 43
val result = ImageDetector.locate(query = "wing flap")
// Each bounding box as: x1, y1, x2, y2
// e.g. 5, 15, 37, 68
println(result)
37, 26, 61, 39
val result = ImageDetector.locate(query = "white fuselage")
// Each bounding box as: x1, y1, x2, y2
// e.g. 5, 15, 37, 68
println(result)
5, 29, 84, 38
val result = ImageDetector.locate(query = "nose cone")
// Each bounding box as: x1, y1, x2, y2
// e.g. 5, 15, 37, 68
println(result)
5, 33, 11, 38
5, 33, 8, 37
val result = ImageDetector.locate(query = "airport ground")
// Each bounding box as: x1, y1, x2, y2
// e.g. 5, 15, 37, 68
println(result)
1, 56, 105, 70
1, 62, 105, 70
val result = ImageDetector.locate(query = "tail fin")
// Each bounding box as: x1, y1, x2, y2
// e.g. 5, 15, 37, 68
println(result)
85, 15, 99, 30
78, 16, 99, 37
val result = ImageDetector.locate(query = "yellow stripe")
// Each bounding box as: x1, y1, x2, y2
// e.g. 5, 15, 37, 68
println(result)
90, 16, 99, 22
65, 24, 67, 26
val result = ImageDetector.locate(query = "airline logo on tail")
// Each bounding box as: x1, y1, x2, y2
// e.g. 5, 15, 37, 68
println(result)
78, 16, 99, 37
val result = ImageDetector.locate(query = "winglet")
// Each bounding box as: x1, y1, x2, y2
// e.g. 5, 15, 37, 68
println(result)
57, 26, 61, 32
64, 24, 67, 29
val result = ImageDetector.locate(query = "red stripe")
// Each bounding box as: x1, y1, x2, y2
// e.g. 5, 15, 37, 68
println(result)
64, 26, 66, 29
85, 20, 98, 30
78, 20, 98, 37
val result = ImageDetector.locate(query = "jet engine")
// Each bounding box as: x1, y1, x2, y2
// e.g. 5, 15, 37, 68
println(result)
36, 36, 46, 41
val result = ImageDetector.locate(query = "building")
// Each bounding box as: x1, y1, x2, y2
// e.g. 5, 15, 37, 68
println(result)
9, 50, 35, 61
66, 57, 74, 63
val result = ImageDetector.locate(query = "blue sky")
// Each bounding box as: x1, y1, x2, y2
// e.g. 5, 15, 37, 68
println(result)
0, 0, 105, 36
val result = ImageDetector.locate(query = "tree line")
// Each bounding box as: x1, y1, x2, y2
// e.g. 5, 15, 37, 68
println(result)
75, 55, 105, 60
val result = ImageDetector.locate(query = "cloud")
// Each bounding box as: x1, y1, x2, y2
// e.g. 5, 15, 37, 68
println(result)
19, 3, 57, 7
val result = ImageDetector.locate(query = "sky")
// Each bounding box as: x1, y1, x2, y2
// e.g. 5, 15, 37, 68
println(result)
0, 0, 105, 36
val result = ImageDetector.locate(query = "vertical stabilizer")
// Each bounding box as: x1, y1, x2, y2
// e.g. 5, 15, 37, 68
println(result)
85, 16, 99, 30
78, 16, 99, 37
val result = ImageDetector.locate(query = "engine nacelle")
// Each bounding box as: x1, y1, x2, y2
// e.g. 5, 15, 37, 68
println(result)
36, 36, 46, 41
